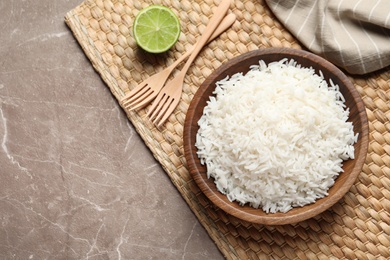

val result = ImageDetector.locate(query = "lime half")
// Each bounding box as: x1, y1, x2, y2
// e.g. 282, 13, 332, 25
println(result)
133, 5, 181, 53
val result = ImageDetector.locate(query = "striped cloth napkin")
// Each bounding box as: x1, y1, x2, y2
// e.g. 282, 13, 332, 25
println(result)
265, 0, 390, 75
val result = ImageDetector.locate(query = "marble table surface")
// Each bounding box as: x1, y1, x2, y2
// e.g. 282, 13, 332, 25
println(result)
0, 0, 223, 259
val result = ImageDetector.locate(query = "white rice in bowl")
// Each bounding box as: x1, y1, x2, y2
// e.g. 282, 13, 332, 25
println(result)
195, 59, 358, 213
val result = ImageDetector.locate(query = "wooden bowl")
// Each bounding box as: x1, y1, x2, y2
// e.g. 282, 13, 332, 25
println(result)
183, 48, 369, 225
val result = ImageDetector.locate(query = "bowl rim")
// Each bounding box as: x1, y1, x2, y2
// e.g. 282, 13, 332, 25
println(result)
183, 47, 369, 225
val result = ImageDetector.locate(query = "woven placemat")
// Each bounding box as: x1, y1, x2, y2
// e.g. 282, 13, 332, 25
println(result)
65, 0, 390, 258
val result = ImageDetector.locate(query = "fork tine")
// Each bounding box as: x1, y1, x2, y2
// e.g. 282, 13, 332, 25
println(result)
152, 97, 174, 125
121, 81, 147, 103
127, 91, 157, 111
155, 98, 178, 127
124, 88, 153, 105
147, 93, 168, 120
126, 80, 149, 97
127, 86, 150, 103
124, 88, 154, 110
122, 86, 151, 107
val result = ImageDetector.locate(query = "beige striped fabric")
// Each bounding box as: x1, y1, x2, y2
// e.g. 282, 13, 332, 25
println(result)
265, 0, 390, 75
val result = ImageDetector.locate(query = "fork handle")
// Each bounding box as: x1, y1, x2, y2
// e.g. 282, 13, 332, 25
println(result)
181, 0, 231, 73
168, 13, 236, 70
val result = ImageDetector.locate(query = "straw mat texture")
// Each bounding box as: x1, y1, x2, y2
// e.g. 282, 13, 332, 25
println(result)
65, 0, 390, 258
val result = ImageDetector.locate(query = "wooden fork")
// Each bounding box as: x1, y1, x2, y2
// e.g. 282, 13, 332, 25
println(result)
120, 13, 236, 111
147, 0, 232, 126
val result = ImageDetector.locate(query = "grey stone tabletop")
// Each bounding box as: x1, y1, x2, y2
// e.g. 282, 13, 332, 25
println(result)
0, 0, 223, 259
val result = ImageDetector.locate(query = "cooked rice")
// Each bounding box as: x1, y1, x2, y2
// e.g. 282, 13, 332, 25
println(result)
195, 59, 358, 213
